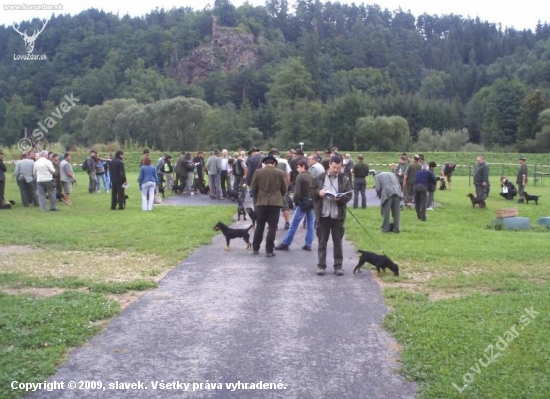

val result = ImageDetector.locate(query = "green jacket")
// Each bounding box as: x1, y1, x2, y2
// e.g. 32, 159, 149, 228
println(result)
251, 165, 287, 207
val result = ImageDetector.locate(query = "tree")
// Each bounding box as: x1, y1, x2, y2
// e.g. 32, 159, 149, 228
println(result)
82, 98, 138, 145
356, 115, 410, 151
2, 95, 36, 146
517, 89, 549, 143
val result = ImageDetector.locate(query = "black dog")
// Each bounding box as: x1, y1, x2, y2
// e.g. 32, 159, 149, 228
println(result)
237, 199, 247, 221
214, 221, 253, 251
467, 193, 487, 209
171, 184, 186, 194
245, 207, 257, 227
226, 189, 239, 201
353, 250, 399, 276
523, 192, 541, 205
439, 177, 447, 190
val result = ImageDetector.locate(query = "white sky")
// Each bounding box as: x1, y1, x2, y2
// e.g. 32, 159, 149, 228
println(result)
1, 0, 548, 31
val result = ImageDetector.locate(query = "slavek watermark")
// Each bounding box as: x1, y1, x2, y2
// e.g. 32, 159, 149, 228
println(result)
452, 306, 539, 393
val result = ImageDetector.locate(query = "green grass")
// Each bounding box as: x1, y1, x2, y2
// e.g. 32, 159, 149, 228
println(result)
0, 291, 120, 399
1, 163, 550, 398
346, 176, 550, 398
0, 172, 235, 399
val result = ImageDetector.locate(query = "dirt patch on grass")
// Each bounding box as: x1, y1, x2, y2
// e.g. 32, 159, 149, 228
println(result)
0, 245, 43, 255
1, 286, 151, 311
0, 248, 172, 283
1, 245, 170, 310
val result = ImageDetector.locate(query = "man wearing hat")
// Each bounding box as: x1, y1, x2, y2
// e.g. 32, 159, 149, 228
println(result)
516, 156, 528, 203
251, 155, 288, 257
269, 148, 292, 229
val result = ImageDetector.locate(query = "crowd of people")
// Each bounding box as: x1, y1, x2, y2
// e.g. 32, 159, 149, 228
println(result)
1, 146, 532, 275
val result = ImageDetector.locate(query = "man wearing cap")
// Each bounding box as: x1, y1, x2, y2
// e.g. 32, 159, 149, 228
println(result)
251, 155, 287, 257
516, 156, 528, 203
206, 150, 223, 199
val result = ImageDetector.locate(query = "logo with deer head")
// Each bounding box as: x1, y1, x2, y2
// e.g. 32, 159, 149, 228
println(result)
13, 19, 48, 54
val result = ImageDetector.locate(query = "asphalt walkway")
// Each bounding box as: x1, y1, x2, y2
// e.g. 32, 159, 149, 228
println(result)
28, 191, 417, 399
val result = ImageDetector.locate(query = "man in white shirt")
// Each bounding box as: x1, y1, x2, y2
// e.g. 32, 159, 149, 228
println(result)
33, 150, 59, 211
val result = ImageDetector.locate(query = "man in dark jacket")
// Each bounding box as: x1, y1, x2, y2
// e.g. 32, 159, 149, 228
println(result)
473, 155, 490, 200
310, 154, 352, 276
352, 154, 369, 209
413, 164, 437, 222
110, 150, 127, 210
251, 155, 287, 257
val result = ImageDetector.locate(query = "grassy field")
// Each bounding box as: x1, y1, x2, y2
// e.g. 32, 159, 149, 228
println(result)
346, 176, 550, 398
1, 159, 550, 398
0, 171, 235, 399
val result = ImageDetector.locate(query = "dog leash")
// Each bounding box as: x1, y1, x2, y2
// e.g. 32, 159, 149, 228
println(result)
347, 207, 388, 257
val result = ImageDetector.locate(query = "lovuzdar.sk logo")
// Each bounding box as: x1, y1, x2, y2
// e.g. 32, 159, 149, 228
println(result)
13, 18, 48, 61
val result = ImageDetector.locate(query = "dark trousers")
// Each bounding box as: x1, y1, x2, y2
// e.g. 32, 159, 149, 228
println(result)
18, 180, 39, 207
252, 206, 281, 253
221, 170, 230, 197
111, 183, 125, 209
233, 175, 246, 199
316, 217, 345, 269
0, 179, 4, 205
353, 177, 366, 208
413, 184, 428, 221
88, 172, 97, 193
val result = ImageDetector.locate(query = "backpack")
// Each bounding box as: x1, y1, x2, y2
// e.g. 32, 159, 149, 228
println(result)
82, 161, 87, 171
233, 158, 243, 176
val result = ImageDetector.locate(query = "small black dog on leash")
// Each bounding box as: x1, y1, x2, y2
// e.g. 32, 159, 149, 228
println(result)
467, 193, 487, 209
214, 221, 253, 251
353, 250, 399, 276
523, 192, 541, 205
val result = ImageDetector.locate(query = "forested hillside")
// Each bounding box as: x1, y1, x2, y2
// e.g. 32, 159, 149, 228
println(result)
2, 0, 550, 152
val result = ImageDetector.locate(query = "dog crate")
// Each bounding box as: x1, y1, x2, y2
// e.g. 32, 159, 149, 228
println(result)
495, 208, 519, 218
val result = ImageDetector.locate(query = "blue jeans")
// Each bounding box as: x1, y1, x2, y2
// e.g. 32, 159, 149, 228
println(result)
96, 173, 108, 191
281, 206, 315, 247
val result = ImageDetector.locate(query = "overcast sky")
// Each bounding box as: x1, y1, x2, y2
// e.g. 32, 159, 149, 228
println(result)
1, 0, 548, 31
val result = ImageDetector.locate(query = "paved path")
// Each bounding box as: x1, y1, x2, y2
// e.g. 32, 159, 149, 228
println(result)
28, 194, 416, 399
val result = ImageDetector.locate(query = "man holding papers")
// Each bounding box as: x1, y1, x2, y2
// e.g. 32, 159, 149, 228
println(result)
310, 154, 352, 276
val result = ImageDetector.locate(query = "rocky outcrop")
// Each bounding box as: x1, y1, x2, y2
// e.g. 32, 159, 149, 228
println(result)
176, 17, 259, 84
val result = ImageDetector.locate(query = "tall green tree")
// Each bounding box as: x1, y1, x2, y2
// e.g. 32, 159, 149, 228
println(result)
517, 89, 549, 143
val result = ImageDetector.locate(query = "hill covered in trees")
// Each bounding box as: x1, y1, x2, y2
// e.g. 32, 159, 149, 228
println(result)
1, 0, 550, 153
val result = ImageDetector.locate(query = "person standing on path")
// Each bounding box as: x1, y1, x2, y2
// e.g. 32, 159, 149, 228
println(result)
310, 154, 352, 276
275, 159, 315, 251
251, 155, 287, 257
